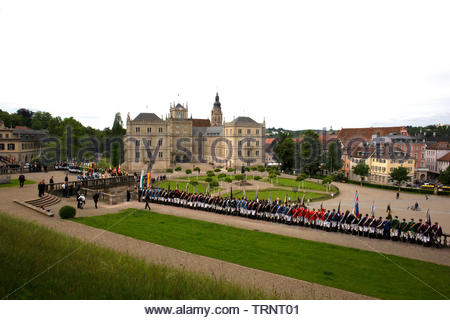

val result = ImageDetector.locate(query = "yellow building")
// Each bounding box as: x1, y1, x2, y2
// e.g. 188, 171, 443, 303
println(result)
349, 146, 415, 184
0, 120, 48, 166
123, 93, 266, 173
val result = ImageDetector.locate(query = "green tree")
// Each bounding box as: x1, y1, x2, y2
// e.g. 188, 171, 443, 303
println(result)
296, 173, 308, 181
325, 141, 343, 173
438, 166, 450, 185
299, 130, 321, 176
353, 161, 370, 185
110, 113, 125, 167
390, 166, 410, 187
274, 132, 295, 171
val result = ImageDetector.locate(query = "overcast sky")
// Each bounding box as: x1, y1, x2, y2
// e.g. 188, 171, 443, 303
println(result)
1, 0, 450, 131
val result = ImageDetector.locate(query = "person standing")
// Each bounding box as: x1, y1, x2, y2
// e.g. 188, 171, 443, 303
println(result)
126, 188, 131, 202
64, 174, 69, 184
18, 174, 25, 188
137, 187, 142, 202
93, 191, 100, 209
49, 176, 54, 190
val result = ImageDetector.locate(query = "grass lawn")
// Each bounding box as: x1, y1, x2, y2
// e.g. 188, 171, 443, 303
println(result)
76, 209, 450, 300
264, 177, 337, 193
155, 180, 208, 193
221, 189, 325, 202
0, 212, 269, 299
0, 179, 35, 188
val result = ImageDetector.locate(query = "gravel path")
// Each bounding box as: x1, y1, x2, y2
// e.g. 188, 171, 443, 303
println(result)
2, 171, 449, 299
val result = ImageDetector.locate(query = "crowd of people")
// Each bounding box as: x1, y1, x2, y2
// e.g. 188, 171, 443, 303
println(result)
139, 187, 444, 248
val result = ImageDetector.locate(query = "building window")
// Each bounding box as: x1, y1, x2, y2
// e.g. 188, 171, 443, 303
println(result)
0, 143, 4, 150
135, 140, 140, 147
158, 127, 163, 133
256, 150, 259, 156
247, 129, 251, 134
238, 129, 242, 135
256, 141, 259, 146
238, 150, 242, 156
7, 143, 15, 150
135, 151, 140, 159
147, 127, 151, 133
0, 134, 2, 138
247, 150, 251, 156
136, 127, 140, 133
256, 129, 259, 134
5, 134, 8, 138
158, 139, 162, 146
158, 152, 163, 158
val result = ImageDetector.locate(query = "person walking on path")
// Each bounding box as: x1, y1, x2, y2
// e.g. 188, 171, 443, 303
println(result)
18, 174, 25, 188
93, 191, 100, 209
144, 191, 151, 210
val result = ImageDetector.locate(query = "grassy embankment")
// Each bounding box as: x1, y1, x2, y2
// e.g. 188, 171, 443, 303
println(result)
76, 209, 450, 300
0, 213, 269, 299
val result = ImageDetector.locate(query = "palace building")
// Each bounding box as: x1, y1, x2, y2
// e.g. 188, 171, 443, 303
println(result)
123, 93, 266, 172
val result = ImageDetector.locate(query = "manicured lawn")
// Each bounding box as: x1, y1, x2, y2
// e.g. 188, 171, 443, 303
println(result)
76, 209, 450, 300
0, 213, 269, 299
268, 177, 337, 193
155, 180, 208, 193
221, 189, 324, 202
0, 179, 35, 188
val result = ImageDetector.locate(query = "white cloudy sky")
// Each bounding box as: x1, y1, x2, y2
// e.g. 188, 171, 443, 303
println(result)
1, 0, 450, 130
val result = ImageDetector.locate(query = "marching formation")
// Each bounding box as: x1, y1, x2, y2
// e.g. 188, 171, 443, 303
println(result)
141, 187, 444, 248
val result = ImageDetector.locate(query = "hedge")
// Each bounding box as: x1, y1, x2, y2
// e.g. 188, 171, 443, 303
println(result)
59, 206, 76, 219
345, 180, 450, 195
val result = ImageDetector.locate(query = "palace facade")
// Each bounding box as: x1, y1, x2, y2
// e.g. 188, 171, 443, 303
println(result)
123, 93, 266, 172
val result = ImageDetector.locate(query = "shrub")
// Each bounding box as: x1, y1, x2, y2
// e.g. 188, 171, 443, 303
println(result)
218, 173, 227, 179
185, 169, 192, 174
268, 172, 277, 180
234, 174, 244, 181
209, 181, 219, 188
244, 167, 250, 172
227, 168, 234, 172
206, 171, 215, 177
166, 168, 173, 173
193, 167, 201, 173
296, 174, 308, 181
189, 180, 199, 186
322, 176, 333, 185
214, 168, 221, 172
205, 176, 213, 183
254, 176, 262, 180
175, 167, 182, 172
257, 165, 265, 172
59, 206, 76, 219
224, 177, 232, 183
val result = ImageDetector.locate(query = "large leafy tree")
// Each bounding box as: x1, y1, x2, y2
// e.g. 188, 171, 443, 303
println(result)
274, 131, 295, 171
390, 166, 410, 188
438, 166, 450, 185
299, 130, 321, 176
325, 140, 343, 172
353, 161, 370, 185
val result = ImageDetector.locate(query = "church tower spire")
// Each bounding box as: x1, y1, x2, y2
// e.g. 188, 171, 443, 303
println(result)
211, 92, 223, 126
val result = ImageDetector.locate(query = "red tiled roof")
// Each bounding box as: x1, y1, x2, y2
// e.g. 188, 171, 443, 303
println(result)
265, 137, 275, 145
427, 141, 450, 150
437, 152, 450, 162
192, 119, 211, 127
14, 126, 31, 130
337, 127, 407, 147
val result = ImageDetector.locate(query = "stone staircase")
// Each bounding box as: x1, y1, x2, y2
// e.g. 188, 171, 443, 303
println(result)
14, 194, 61, 217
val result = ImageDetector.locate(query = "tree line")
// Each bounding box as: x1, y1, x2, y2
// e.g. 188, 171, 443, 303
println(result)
0, 108, 126, 166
